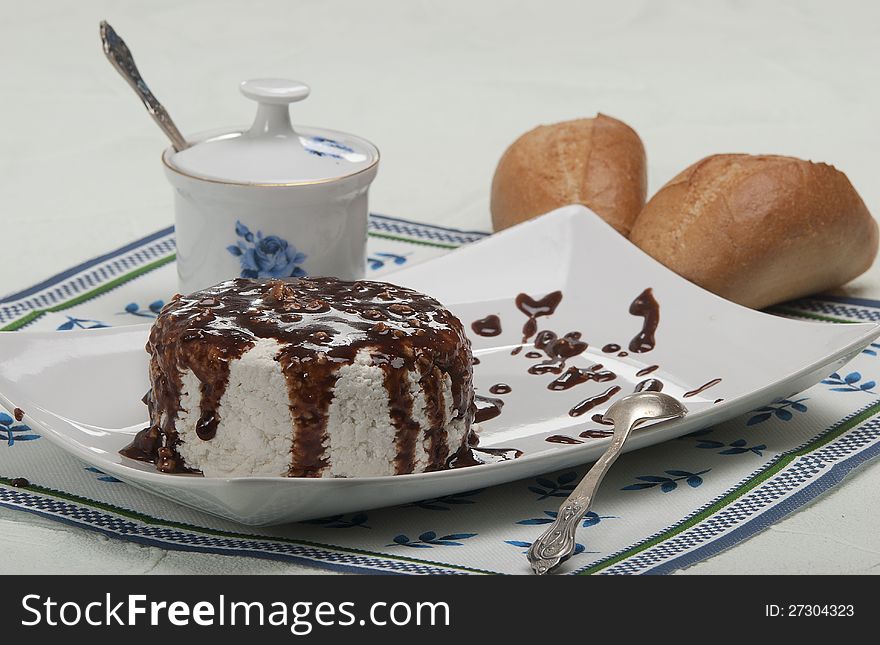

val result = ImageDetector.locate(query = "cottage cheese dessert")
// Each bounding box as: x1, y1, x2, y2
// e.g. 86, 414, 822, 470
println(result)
121, 277, 474, 477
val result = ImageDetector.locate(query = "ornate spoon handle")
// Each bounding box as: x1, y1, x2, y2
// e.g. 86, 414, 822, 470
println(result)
526, 419, 638, 574
527, 392, 687, 574
99, 21, 190, 152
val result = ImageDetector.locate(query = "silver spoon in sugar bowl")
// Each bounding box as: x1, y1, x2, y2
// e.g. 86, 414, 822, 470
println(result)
99, 20, 190, 152
527, 391, 688, 575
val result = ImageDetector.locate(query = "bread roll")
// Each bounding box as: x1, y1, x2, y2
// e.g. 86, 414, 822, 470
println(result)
629, 154, 878, 309
491, 114, 647, 235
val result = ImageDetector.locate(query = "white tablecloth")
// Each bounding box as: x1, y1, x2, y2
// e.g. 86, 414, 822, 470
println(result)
2, 0, 879, 574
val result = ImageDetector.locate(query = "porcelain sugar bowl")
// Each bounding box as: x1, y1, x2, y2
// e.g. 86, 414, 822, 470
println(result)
162, 78, 379, 294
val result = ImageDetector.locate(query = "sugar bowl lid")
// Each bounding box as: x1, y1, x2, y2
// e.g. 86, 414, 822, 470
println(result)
165, 79, 379, 185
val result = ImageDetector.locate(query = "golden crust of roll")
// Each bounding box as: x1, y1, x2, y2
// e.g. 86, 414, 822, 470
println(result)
490, 114, 647, 236
629, 154, 878, 309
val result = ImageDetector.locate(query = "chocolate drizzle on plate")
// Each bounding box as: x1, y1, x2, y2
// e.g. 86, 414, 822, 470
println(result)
474, 394, 504, 423
569, 385, 622, 417
527, 330, 587, 375
636, 364, 659, 377
547, 365, 616, 391
683, 378, 722, 398
471, 314, 502, 337
489, 383, 512, 395
591, 413, 613, 426
545, 434, 583, 444
449, 446, 523, 468
448, 428, 522, 468
628, 288, 660, 353
601, 343, 621, 353
120, 277, 474, 477
10, 477, 29, 488
580, 429, 613, 439
511, 291, 562, 355
634, 378, 664, 392
13, 408, 24, 422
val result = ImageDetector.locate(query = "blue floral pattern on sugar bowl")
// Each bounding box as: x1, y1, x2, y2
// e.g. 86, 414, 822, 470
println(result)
301, 136, 358, 161
227, 220, 307, 279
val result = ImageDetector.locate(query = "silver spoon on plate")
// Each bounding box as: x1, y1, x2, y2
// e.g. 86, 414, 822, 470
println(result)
99, 20, 190, 152
527, 391, 688, 575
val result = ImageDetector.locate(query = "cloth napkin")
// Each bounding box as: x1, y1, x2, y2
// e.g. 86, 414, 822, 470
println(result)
1, 214, 879, 574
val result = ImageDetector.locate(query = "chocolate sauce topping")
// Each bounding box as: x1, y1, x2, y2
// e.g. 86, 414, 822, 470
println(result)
420, 364, 451, 472
471, 314, 502, 337
634, 378, 664, 392
385, 366, 422, 474
525, 351, 542, 359
591, 413, 613, 426
545, 434, 583, 444
636, 364, 659, 377
547, 366, 617, 391
601, 343, 621, 353
121, 277, 474, 477
511, 291, 562, 354
683, 378, 722, 398
489, 383, 512, 395
628, 288, 660, 353
13, 408, 24, 422
569, 385, 622, 417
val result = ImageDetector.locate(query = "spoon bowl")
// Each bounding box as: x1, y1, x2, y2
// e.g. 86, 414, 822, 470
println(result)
604, 391, 689, 433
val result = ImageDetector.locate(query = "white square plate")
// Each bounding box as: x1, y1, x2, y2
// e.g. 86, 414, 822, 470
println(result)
1, 206, 876, 525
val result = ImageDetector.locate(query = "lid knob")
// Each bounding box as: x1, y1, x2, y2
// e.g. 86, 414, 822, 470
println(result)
239, 78, 310, 137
